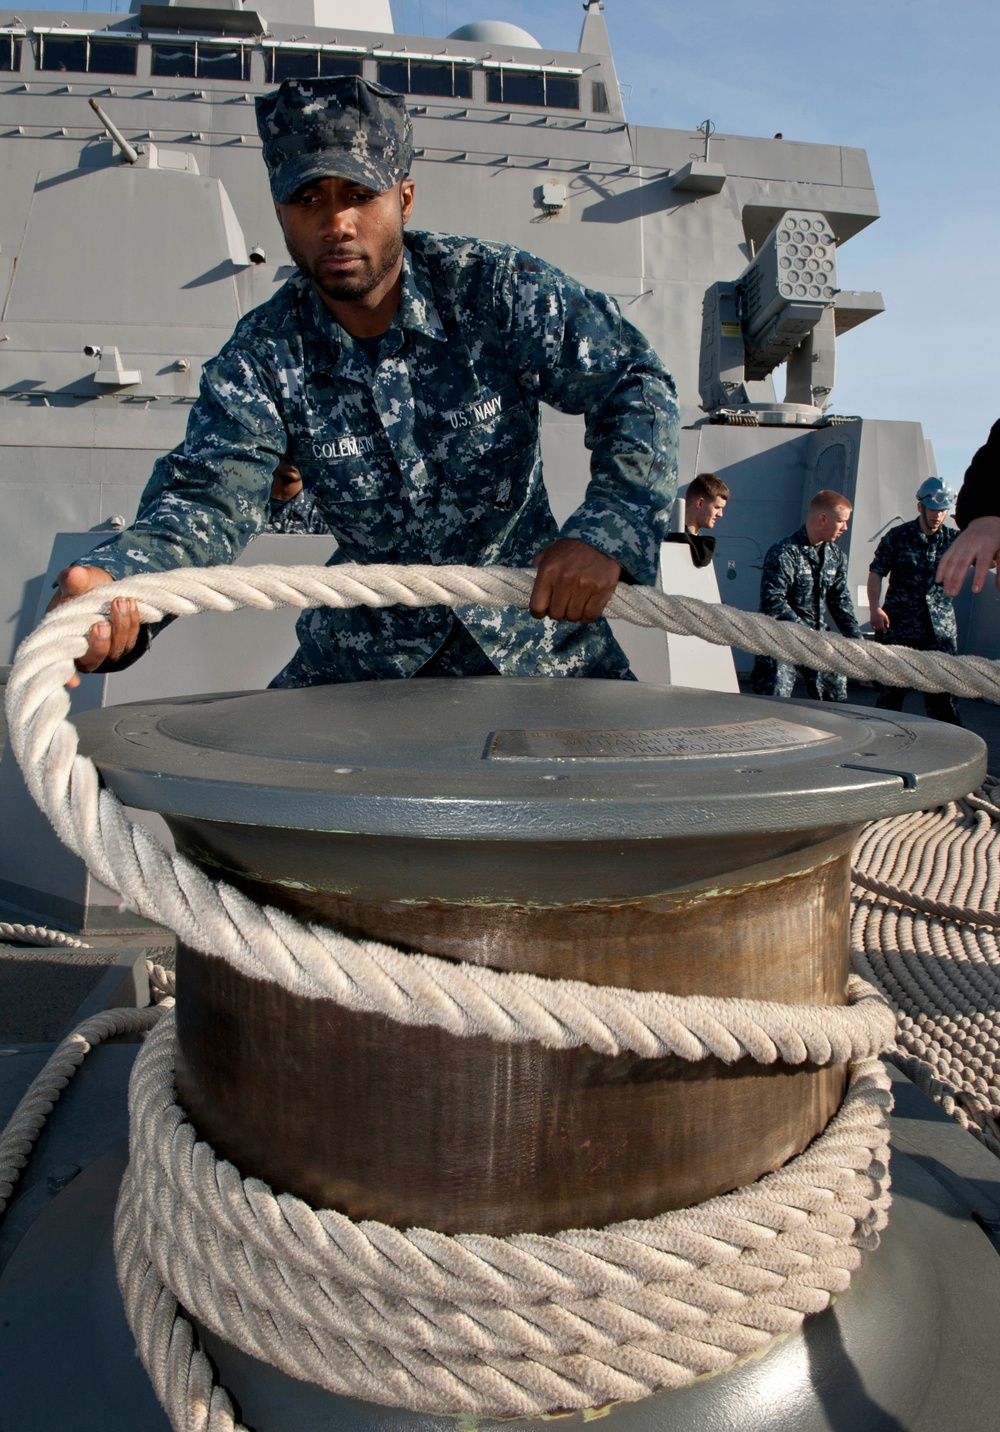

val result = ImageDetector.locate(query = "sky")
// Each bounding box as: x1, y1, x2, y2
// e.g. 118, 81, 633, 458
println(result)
24, 0, 998, 480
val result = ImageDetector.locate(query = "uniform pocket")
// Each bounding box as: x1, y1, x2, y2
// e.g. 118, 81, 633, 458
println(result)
296, 428, 393, 505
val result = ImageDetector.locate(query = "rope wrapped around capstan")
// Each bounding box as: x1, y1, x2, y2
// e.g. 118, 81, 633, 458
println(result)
14, 561, 1000, 1429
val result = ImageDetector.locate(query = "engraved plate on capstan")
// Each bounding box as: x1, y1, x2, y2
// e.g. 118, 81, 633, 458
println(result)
487, 718, 833, 760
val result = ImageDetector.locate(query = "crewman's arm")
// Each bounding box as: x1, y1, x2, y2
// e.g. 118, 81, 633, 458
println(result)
497, 250, 679, 618
82, 347, 285, 582
867, 570, 889, 633
50, 346, 287, 678
826, 558, 862, 640
937, 516, 1000, 596
938, 420, 1000, 595
867, 530, 894, 633
758, 546, 805, 625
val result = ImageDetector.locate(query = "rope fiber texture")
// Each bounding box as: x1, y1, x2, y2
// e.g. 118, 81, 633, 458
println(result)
0, 920, 88, 949
116, 1014, 892, 1423
852, 777, 1000, 1158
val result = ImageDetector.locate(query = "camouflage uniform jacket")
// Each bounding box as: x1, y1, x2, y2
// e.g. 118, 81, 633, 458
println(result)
869, 518, 958, 651
752, 526, 860, 701
758, 526, 861, 638
84, 231, 679, 684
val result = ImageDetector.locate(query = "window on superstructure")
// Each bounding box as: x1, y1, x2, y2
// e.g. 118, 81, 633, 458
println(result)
377, 58, 472, 99
150, 43, 196, 77
39, 34, 137, 75
591, 79, 609, 113
39, 35, 86, 72
0, 34, 22, 71
197, 44, 248, 81
543, 74, 579, 108
267, 49, 363, 83
486, 68, 579, 110
88, 39, 138, 75
318, 53, 363, 78
151, 41, 249, 81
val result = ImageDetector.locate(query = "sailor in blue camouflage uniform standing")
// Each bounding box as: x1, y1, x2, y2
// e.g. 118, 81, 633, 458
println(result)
48, 76, 679, 687
867, 477, 961, 724
751, 490, 862, 702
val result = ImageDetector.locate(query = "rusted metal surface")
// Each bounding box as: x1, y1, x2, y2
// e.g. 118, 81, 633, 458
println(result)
172, 824, 855, 1235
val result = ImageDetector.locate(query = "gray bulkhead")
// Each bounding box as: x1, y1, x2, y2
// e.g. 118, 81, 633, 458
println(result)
0, 0, 957, 672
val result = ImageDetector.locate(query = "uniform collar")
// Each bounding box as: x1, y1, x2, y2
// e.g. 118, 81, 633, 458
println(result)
794, 525, 824, 553
399, 240, 447, 342
298, 245, 446, 377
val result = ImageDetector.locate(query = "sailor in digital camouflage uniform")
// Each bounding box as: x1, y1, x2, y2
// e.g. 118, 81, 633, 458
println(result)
867, 477, 961, 724
751, 489, 861, 702
53, 75, 679, 687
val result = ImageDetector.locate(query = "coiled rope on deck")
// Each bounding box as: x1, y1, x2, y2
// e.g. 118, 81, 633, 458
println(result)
113, 1017, 891, 1424
0, 921, 88, 949
0, 975, 893, 1428
852, 779, 1000, 1157
8, 559, 983, 1425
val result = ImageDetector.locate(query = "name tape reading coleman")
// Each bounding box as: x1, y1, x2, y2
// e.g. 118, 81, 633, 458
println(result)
486, 719, 834, 761
311, 434, 379, 460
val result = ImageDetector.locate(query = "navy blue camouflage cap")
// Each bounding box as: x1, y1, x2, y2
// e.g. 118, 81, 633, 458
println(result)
255, 76, 413, 204
916, 477, 955, 510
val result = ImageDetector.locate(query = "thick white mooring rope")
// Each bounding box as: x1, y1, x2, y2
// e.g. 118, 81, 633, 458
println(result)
6, 560, 993, 1426
8, 563, 1000, 712
0, 962, 175, 1214
0, 990, 890, 1429
3, 563, 906, 1060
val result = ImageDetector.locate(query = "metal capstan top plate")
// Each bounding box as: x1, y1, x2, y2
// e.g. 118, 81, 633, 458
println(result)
72, 679, 987, 840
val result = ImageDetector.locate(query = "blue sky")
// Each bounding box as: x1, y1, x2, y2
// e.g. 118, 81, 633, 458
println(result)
26, 0, 997, 479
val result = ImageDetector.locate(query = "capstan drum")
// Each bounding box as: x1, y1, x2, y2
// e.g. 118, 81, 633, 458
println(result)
75, 679, 984, 1237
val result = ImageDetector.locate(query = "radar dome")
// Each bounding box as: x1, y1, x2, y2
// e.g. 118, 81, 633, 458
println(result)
447, 20, 542, 48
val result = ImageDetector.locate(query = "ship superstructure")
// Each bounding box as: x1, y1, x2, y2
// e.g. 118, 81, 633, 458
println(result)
1, 0, 964, 672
